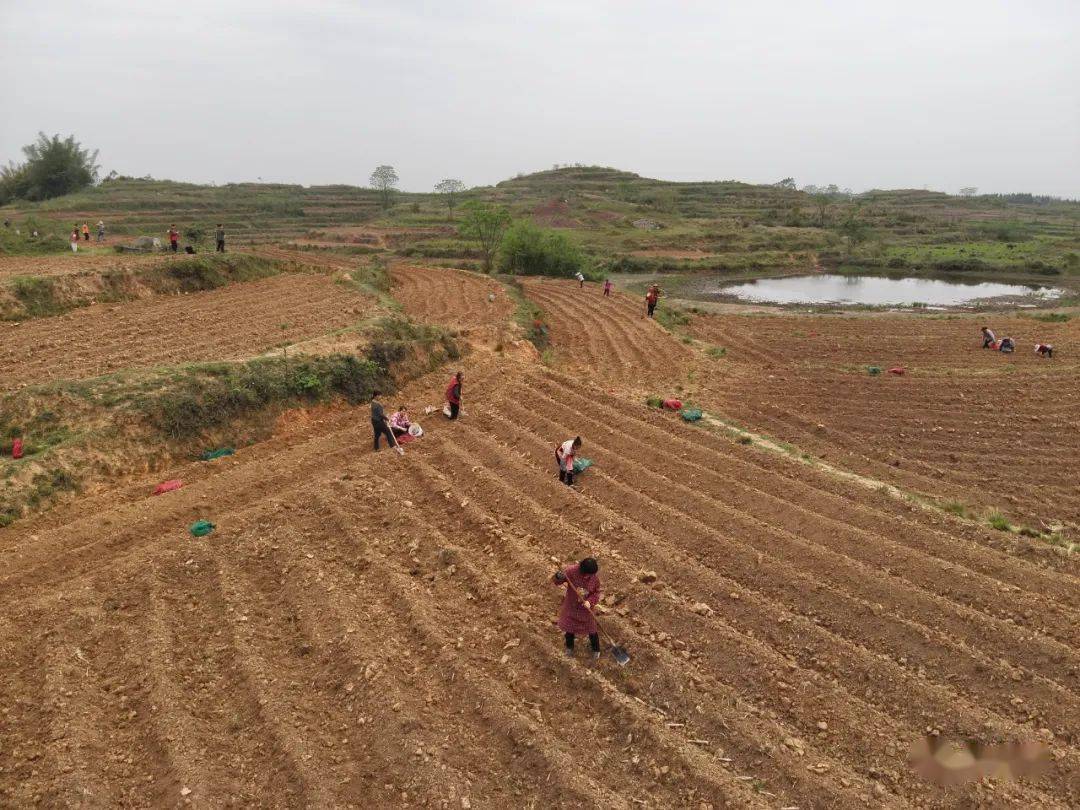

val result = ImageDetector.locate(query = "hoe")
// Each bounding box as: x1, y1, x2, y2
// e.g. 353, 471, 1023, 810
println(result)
561, 579, 631, 666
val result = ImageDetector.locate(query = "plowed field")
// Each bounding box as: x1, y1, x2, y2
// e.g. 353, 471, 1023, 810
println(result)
0, 252, 176, 280
691, 312, 1080, 529
1, 264, 1077, 807
521, 278, 693, 382
0, 273, 369, 389
392, 263, 513, 331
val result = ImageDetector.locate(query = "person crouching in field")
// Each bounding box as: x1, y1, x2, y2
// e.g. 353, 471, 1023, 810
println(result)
981, 326, 996, 348
553, 557, 602, 659
389, 405, 411, 437
1035, 343, 1054, 359
555, 436, 582, 486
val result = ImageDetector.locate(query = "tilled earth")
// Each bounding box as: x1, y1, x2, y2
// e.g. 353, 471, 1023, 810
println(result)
1, 268, 1078, 808
0, 273, 370, 390
691, 312, 1080, 529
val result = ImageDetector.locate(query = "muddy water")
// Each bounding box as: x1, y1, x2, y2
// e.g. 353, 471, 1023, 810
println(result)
716, 274, 1062, 307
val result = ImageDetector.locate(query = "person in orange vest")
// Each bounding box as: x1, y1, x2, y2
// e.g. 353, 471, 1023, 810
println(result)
167, 225, 180, 252
445, 370, 463, 420
81, 223, 90, 241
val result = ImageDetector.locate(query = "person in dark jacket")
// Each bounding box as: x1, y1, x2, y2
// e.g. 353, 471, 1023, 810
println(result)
553, 558, 602, 659
216, 224, 226, 252
370, 391, 395, 451
445, 371, 463, 419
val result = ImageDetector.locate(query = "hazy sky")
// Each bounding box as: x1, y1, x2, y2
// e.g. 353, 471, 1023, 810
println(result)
2, 1, 1077, 197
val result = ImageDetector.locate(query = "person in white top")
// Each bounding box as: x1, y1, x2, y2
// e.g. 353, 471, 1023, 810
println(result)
555, 436, 582, 486
574, 271, 585, 289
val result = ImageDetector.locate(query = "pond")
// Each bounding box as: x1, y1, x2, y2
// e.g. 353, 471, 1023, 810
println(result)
716, 274, 1062, 307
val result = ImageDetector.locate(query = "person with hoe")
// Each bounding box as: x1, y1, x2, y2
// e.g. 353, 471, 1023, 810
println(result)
370, 390, 401, 453
445, 371, 464, 420
553, 557, 602, 659
555, 435, 582, 486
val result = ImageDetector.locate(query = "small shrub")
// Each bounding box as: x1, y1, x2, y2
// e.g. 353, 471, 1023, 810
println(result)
497, 220, 584, 278
706, 346, 727, 359
645, 395, 663, 409
11, 276, 61, 317
942, 501, 969, 519
987, 512, 1011, 532
738, 435, 753, 445
1017, 526, 1042, 538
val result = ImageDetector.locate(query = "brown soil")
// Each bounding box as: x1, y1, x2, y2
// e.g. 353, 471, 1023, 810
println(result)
0, 274, 371, 390
691, 311, 1080, 529
0, 252, 176, 280
1, 264, 1078, 807
392, 263, 513, 332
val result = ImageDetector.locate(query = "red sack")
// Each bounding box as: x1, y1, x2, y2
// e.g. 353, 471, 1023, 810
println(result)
662, 398, 683, 410
395, 433, 415, 444
11, 438, 23, 459
153, 479, 183, 495
888, 367, 905, 375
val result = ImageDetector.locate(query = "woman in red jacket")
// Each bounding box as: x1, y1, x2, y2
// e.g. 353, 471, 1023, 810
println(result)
445, 370, 463, 419
553, 557, 601, 659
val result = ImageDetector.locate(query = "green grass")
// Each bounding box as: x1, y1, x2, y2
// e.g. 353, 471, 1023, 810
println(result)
653, 303, 691, 332
500, 275, 550, 350
942, 501, 970, 519
1020, 312, 1071, 323
705, 345, 727, 359
987, 511, 1012, 532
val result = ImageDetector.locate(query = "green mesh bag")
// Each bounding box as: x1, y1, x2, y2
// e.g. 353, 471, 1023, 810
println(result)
200, 447, 235, 461
189, 519, 216, 537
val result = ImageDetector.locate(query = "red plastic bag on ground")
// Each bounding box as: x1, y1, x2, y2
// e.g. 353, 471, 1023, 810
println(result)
888, 367, 905, 375
395, 433, 415, 444
662, 398, 683, 410
11, 438, 23, 459
153, 479, 183, 495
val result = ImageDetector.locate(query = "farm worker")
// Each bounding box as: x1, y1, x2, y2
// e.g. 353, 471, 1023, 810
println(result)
445, 371, 463, 420
553, 557, 602, 659
167, 225, 179, 252
998, 336, 1015, 353
389, 405, 411, 437
216, 223, 226, 252
81, 223, 90, 241
575, 271, 585, 289
603, 279, 613, 297
1034, 342, 1054, 359
370, 390, 396, 451
555, 435, 582, 486
96, 220, 105, 241
981, 326, 996, 349
70, 227, 79, 252
645, 285, 660, 318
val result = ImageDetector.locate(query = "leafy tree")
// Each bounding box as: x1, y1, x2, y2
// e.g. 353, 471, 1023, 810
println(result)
838, 210, 870, 255
498, 220, 584, 278
184, 225, 206, 248
959, 186, 978, 197
459, 202, 512, 272
810, 193, 831, 227
434, 178, 465, 219
0, 132, 99, 203
369, 165, 398, 209
775, 177, 796, 190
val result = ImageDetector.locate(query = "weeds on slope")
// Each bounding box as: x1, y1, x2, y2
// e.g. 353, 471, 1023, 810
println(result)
500, 275, 550, 350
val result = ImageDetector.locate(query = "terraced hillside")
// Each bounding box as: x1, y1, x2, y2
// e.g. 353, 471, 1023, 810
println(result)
1, 263, 1077, 808
0, 273, 370, 389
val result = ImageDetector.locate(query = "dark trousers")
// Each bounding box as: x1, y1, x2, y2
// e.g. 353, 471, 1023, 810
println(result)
372, 419, 394, 450
603, 288, 610, 296
448, 402, 460, 420
647, 301, 656, 317
170, 241, 178, 252
216, 240, 225, 252
982, 336, 993, 348
565, 632, 600, 652
82, 232, 89, 240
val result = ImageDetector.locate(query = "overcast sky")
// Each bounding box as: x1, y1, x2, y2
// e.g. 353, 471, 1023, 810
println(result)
2, 1, 1077, 197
